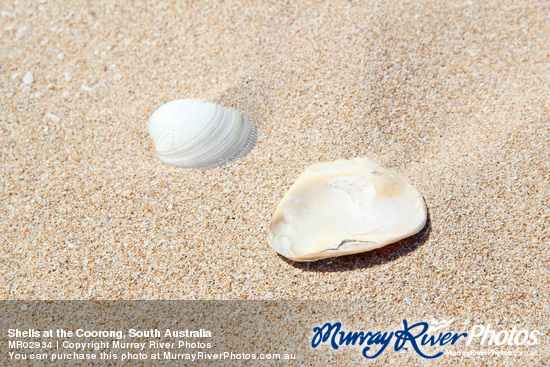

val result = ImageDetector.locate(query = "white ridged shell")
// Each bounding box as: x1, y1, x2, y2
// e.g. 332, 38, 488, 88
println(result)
148, 99, 257, 169
267, 158, 427, 261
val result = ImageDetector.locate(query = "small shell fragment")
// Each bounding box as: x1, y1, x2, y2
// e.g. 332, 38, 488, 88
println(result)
267, 158, 427, 261
147, 99, 257, 169
45, 113, 60, 122
22, 71, 34, 84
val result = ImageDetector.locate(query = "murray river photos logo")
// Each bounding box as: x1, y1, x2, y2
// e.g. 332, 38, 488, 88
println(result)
311, 319, 540, 359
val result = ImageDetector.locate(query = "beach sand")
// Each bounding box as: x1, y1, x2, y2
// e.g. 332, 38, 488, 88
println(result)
1, 0, 549, 364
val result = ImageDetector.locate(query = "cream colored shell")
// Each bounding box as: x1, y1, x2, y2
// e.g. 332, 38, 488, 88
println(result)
267, 158, 427, 261
148, 99, 256, 169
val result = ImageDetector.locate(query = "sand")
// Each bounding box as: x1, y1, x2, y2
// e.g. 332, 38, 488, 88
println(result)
1, 0, 549, 364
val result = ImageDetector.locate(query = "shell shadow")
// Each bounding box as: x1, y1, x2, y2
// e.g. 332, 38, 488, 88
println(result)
214, 76, 274, 132
281, 209, 432, 272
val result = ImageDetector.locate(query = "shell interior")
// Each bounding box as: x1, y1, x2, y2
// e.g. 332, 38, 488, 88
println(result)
267, 158, 427, 261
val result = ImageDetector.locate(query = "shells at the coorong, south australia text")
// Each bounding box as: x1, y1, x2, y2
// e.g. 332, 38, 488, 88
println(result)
148, 99, 257, 169
267, 158, 427, 261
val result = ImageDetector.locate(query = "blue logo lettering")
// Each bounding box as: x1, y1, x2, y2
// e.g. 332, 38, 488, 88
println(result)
311, 319, 467, 359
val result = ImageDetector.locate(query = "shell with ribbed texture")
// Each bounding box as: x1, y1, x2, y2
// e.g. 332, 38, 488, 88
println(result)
148, 99, 257, 169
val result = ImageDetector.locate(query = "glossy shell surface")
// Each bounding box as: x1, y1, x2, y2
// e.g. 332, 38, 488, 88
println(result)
267, 158, 427, 261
